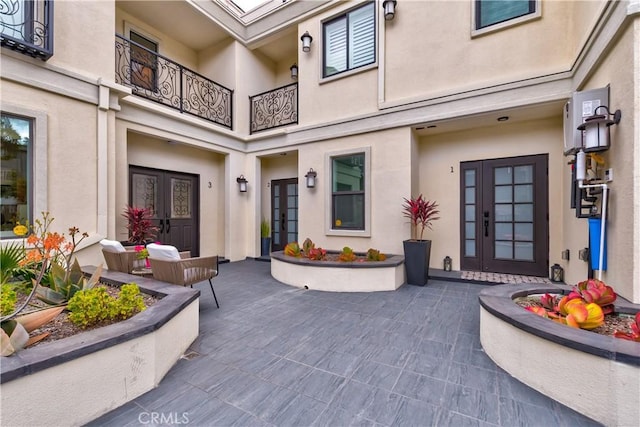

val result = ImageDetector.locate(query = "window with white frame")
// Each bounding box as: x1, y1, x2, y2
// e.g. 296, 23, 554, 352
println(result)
331, 152, 366, 230
473, 0, 539, 34
323, 2, 375, 78
1, 113, 32, 238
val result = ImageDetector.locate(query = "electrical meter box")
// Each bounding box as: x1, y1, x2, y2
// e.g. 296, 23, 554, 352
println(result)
563, 86, 610, 156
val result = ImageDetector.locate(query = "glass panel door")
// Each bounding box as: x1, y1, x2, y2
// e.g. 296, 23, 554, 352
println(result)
460, 155, 548, 276
271, 178, 298, 252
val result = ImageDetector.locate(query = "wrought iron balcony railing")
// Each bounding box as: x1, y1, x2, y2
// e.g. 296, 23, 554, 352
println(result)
115, 34, 233, 130
250, 83, 298, 134
0, 0, 53, 60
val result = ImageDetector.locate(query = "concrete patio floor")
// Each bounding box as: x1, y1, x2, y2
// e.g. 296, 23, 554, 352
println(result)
89, 260, 601, 426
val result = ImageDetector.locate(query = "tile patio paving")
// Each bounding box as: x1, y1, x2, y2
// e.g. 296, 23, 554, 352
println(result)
89, 260, 601, 427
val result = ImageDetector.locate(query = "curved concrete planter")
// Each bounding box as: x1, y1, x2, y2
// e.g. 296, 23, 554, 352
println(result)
271, 251, 405, 292
479, 284, 640, 427
0, 267, 200, 426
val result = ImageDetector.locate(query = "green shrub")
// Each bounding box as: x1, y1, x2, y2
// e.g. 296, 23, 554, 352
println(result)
68, 283, 146, 328
1, 284, 17, 316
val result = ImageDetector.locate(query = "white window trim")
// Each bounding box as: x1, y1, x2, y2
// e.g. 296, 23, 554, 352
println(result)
124, 21, 162, 50
0, 104, 48, 241
319, 1, 378, 84
471, 0, 541, 38
325, 146, 371, 237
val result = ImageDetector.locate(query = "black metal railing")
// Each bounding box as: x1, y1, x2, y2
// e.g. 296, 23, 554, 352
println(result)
115, 34, 233, 130
249, 83, 298, 134
0, 0, 53, 60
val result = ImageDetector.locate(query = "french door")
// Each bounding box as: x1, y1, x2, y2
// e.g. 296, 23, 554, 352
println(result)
271, 178, 298, 252
129, 166, 199, 256
460, 155, 548, 276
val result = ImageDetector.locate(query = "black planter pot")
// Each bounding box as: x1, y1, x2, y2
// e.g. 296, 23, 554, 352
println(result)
261, 237, 272, 256
403, 239, 432, 286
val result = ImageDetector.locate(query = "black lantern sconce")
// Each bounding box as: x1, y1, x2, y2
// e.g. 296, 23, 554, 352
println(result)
382, 0, 397, 21
236, 175, 248, 193
577, 105, 621, 153
550, 263, 564, 283
443, 256, 452, 272
290, 63, 298, 80
305, 168, 317, 188
300, 31, 313, 53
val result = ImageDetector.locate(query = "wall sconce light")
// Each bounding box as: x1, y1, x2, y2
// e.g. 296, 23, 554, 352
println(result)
300, 31, 313, 52
382, 0, 397, 21
236, 175, 248, 193
443, 256, 452, 272
305, 168, 317, 188
290, 63, 298, 80
577, 105, 621, 153
550, 263, 564, 283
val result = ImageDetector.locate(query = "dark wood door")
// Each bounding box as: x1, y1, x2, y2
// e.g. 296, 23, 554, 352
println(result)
271, 178, 298, 252
129, 166, 199, 256
460, 155, 548, 276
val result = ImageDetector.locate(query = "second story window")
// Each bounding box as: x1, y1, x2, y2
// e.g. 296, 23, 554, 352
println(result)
129, 31, 158, 92
323, 2, 375, 78
474, 0, 539, 34
0, 0, 53, 60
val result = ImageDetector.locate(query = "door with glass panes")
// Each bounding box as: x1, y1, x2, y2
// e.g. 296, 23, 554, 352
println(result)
460, 155, 548, 276
129, 166, 199, 256
270, 178, 298, 252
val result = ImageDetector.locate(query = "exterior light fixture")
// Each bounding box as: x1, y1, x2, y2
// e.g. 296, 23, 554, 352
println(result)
304, 168, 317, 188
443, 256, 452, 272
290, 63, 298, 80
382, 0, 397, 21
300, 31, 313, 52
236, 175, 248, 193
577, 105, 621, 153
550, 263, 564, 283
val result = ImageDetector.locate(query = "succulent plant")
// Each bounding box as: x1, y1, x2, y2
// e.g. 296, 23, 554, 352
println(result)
366, 248, 386, 261
338, 247, 357, 262
569, 279, 617, 314
557, 296, 604, 330
613, 312, 640, 342
284, 242, 301, 257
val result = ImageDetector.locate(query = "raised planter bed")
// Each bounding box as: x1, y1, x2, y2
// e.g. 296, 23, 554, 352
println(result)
0, 266, 200, 426
479, 283, 640, 427
271, 250, 405, 292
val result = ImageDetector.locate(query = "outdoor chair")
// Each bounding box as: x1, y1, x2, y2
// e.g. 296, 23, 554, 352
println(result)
146, 243, 220, 308
100, 239, 138, 274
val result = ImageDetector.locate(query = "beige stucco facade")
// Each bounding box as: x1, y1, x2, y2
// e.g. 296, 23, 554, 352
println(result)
1, 0, 639, 303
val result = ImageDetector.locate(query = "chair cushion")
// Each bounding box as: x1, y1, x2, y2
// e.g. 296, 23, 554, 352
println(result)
147, 243, 181, 261
100, 239, 126, 253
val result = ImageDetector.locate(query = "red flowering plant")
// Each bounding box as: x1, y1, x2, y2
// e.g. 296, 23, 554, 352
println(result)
402, 195, 440, 240
122, 205, 158, 245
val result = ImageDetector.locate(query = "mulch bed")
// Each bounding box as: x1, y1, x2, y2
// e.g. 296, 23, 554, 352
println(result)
12, 284, 158, 348
513, 296, 634, 337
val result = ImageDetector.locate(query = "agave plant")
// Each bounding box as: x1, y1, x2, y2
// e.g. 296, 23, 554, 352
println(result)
0, 306, 66, 356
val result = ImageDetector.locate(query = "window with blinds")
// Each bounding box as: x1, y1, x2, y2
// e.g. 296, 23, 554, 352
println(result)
323, 2, 375, 78
475, 0, 537, 31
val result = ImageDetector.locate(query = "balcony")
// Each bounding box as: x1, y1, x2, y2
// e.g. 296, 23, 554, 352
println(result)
249, 83, 298, 134
0, 0, 53, 60
115, 34, 233, 130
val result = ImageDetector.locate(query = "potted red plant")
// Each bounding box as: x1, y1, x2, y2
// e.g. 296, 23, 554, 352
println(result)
122, 205, 158, 245
402, 195, 440, 286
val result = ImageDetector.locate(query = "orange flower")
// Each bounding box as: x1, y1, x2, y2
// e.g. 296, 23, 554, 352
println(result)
43, 232, 65, 253
19, 249, 43, 266
26, 234, 39, 245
